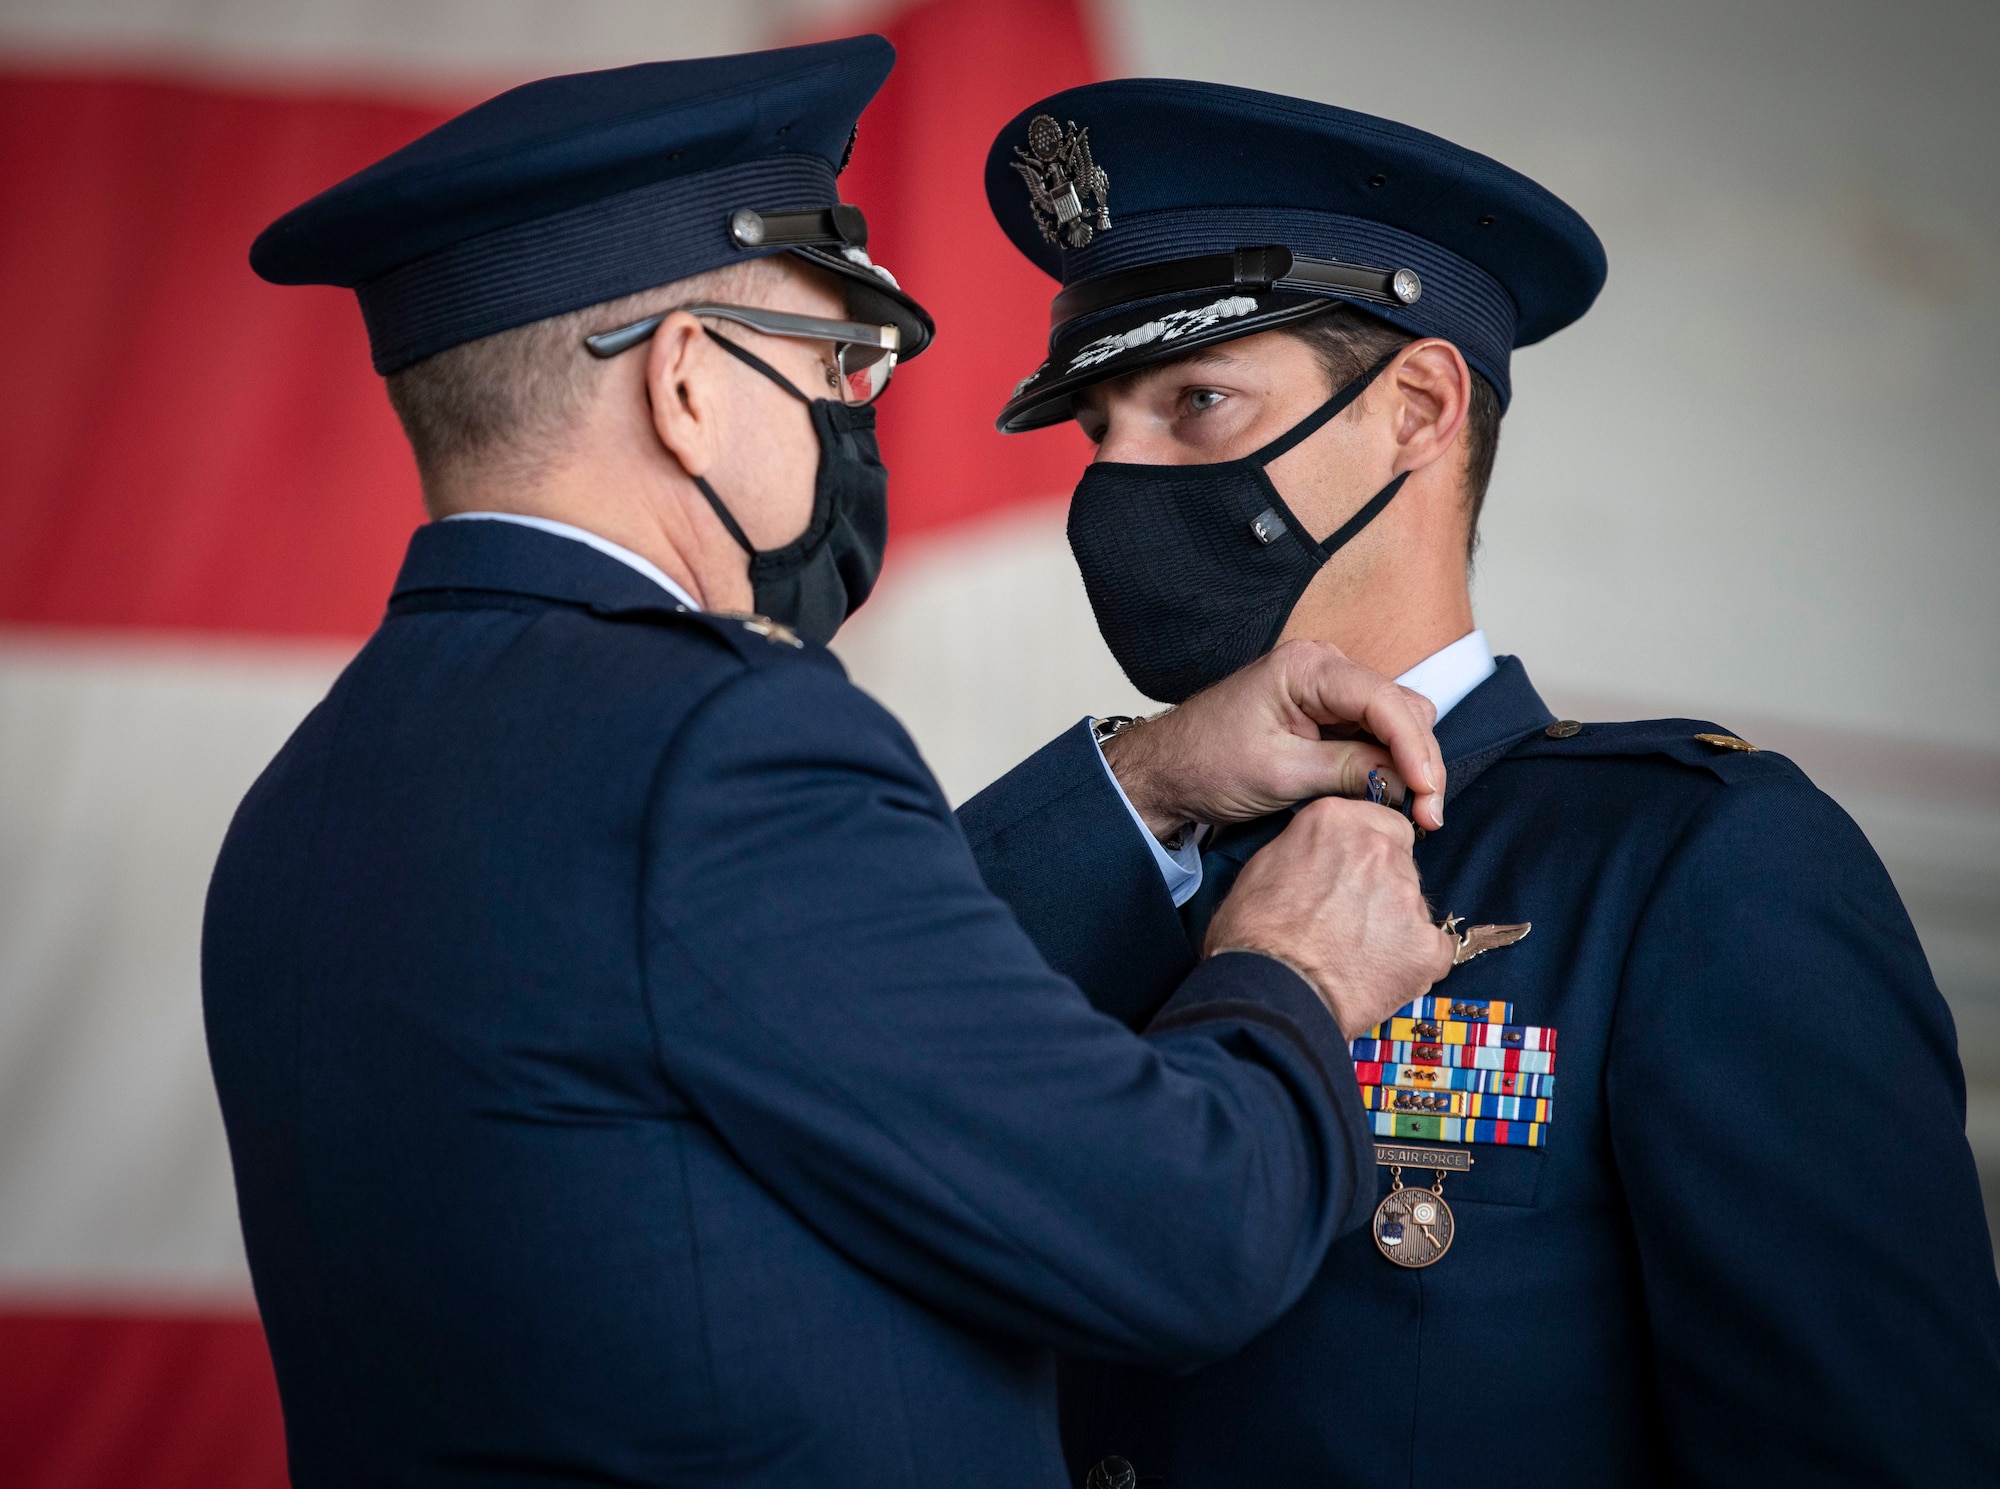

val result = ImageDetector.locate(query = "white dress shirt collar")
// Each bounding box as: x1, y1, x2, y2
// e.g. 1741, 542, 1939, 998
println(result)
443, 512, 701, 612
1395, 629, 1496, 723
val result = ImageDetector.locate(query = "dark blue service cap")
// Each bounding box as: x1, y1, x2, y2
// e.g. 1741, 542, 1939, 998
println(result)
252, 36, 934, 375
985, 79, 1606, 432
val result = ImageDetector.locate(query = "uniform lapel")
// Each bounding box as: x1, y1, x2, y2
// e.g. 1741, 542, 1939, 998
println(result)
1183, 656, 1557, 942
1432, 656, 1558, 806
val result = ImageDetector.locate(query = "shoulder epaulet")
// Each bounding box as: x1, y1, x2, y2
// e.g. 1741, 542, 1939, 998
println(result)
696, 610, 812, 658
1503, 717, 1803, 787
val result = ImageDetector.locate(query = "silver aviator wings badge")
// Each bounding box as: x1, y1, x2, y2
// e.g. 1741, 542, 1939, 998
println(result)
1439, 914, 1532, 966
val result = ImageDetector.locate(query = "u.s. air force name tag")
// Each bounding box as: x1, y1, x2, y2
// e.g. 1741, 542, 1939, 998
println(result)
1372, 1144, 1472, 1269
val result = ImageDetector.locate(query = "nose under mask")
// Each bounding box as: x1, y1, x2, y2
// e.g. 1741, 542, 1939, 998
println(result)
1065, 352, 1406, 703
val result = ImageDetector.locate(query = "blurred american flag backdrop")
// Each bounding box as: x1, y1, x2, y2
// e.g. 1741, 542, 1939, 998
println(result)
1, 0, 1994, 1483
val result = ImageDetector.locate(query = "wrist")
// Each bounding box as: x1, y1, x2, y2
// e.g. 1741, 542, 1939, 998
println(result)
1098, 715, 1190, 842
1205, 944, 1342, 1024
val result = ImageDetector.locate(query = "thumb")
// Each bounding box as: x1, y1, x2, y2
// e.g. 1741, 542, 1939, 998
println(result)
1310, 741, 1398, 804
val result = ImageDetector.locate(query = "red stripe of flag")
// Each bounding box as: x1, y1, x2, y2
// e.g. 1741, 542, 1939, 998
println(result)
0, 1310, 286, 1489
832, 0, 1099, 538
0, 68, 454, 638
0, 0, 1099, 641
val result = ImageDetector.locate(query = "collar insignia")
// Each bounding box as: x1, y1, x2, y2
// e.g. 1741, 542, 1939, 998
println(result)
1011, 114, 1111, 249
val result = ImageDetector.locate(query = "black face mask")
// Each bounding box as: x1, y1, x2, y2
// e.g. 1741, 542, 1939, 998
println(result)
689, 331, 890, 646
1066, 354, 1408, 704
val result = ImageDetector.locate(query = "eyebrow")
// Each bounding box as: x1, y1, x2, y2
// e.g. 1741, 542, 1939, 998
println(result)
1078, 345, 1258, 416
1172, 347, 1246, 370
1114, 347, 1245, 393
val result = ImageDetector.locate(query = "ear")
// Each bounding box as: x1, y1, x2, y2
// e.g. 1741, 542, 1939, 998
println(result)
643, 310, 722, 479
1385, 338, 1472, 479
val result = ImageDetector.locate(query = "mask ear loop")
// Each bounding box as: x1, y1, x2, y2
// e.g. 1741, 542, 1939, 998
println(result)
1244, 348, 1412, 659
685, 327, 816, 558
1317, 470, 1410, 555
1248, 345, 1411, 563
704, 327, 813, 405
1245, 347, 1402, 467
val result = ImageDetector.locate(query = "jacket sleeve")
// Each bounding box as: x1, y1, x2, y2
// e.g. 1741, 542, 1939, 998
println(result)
1609, 766, 2000, 1482
957, 719, 1198, 1028
640, 659, 1376, 1368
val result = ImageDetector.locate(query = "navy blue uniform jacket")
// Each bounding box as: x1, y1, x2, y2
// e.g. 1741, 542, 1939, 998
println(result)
962, 655, 2000, 1487
201, 521, 1382, 1489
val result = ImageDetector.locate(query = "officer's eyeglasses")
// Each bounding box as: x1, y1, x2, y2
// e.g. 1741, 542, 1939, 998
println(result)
582, 302, 899, 406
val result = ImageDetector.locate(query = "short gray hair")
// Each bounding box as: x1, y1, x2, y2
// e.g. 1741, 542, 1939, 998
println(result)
383, 258, 774, 495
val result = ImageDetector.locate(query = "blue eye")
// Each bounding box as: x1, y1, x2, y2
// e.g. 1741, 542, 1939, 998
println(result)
1188, 389, 1225, 412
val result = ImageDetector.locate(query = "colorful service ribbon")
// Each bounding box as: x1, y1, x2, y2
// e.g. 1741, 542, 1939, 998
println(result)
1367, 1018, 1557, 1052
1349, 1039, 1554, 1075
1367, 1112, 1548, 1147
1385, 996, 1515, 1025
1354, 1061, 1555, 1098
1359, 1084, 1552, 1123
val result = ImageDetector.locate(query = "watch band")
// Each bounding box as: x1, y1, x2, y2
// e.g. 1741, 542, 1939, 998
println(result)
1093, 715, 1195, 851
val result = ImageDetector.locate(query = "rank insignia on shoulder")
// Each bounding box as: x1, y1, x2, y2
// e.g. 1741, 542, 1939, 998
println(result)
1011, 114, 1111, 248
717, 612, 804, 648
1694, 731, 1759, 752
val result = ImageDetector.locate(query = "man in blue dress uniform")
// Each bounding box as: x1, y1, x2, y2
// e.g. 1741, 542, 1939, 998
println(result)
962, 80, 2000, 1486
202, 39, 1471, 1489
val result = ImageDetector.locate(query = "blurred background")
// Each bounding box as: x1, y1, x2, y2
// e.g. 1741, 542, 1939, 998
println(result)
0, 0, 1994, 1483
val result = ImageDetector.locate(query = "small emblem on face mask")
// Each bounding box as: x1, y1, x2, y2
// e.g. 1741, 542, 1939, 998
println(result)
1249, 508, 1287, 545
1012, 114, 1111, 249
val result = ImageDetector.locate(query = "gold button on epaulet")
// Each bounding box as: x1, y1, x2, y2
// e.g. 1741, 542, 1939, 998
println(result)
717, 612, 803, 648
1694, 732, 1758, 753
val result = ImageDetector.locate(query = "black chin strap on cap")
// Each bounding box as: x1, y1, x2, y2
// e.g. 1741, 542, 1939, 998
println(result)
689, 328, 812, 557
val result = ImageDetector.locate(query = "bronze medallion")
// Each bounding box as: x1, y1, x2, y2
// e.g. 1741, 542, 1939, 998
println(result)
1373, 1176, 1455, 1269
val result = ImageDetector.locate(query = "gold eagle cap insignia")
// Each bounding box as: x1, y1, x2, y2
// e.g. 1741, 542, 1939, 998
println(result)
1011, 114, 1111, 249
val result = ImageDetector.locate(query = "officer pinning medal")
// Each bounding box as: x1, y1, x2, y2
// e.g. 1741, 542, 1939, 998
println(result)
202, 36, 1483, 1489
